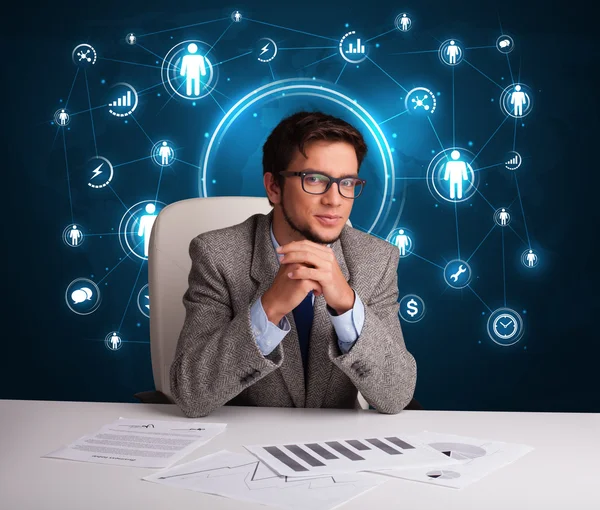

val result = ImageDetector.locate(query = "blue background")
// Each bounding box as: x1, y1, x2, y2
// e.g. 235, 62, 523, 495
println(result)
4, 0, 599, 412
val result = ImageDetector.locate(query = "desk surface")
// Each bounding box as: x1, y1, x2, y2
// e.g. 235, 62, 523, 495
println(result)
0, 399, 598, 510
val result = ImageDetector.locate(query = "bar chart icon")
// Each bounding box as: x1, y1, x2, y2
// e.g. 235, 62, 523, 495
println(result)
504, 151, 522, 170
346, 38, 365, 54
110, 91, 132, 107
339, 31, 368, 63
107, 83, 138, 118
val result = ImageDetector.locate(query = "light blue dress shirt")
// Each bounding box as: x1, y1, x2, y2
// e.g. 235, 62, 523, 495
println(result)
250, 222, 365, 356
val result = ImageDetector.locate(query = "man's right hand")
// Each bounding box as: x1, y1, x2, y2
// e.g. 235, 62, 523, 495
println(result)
261, 261, 323, 324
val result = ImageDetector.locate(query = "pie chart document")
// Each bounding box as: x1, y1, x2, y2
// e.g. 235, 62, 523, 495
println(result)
369, 431, 534, 489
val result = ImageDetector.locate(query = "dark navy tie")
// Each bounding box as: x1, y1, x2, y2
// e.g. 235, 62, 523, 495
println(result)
292, 291, 314, 382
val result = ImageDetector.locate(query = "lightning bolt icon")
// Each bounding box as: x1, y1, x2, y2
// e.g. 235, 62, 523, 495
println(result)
260, 43, 269, 56
91, 163, 103, 179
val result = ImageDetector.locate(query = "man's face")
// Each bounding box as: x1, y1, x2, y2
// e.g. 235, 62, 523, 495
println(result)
271, 140, 358, 245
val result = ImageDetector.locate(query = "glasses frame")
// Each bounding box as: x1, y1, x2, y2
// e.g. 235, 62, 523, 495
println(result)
278, 171, 367, 199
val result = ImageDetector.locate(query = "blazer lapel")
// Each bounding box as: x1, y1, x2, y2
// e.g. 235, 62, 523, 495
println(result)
305, 231, 351, 408
250, 211, 352, 409
250, 210, 306, 408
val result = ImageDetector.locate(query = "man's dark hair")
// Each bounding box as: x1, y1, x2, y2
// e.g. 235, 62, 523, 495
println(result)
262, 111, 368, 206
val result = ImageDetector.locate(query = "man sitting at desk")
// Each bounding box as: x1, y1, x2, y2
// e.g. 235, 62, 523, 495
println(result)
170, 111, 417, 417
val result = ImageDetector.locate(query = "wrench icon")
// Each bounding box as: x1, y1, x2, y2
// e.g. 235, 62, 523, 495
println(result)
450, 264, 467, 282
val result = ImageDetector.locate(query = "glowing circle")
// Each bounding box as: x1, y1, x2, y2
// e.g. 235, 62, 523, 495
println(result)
500, 83, 533, 118
339, 31, 368, 64
72, 44, 97, 67
105, 331, 124, 351
427, 147, 479, 203
65, 278, 101, 315
161, 40, 217, 101
438, 39, 464, 66
137, 284, 150, 318
151, 140, 176, 167
62, 224, 85, 248
487, 308, 524, 346
386, 227, 415, 258
199, 78, 396, 234
107, 82, 138, 117
118, 200, 166, 261
54, 108, 71, 127
443, 259, 472, 289
496, 34, 515, 54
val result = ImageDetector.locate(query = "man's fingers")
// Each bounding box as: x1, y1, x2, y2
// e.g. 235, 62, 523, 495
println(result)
281, 250, 334, 269
278, 240, 333, 257
309, 280, 323, 296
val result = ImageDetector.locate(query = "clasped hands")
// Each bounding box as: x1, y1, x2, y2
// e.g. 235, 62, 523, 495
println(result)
276, 240, 355, 315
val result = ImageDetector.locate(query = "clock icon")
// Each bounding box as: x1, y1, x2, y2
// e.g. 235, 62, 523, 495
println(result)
493, 314, 517, 339
487, 308, 524, 346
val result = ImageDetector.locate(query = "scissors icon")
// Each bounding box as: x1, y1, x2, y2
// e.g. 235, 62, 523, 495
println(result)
450, 264, 467, 282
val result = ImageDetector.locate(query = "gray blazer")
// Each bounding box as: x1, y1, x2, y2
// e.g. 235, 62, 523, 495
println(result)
170, 209, 417, 417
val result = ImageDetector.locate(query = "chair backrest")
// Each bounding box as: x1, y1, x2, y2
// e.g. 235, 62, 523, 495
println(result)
148, 196, 353, 401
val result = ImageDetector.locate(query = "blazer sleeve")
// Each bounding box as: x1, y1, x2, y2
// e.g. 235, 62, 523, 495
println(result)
170, 236, 284, 418
328, 245, 417, 414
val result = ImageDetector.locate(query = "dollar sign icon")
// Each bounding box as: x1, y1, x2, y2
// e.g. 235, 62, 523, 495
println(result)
406, 298, 419, 317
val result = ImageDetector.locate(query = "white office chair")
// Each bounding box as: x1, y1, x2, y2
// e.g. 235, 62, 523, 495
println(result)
134, 196, 370, 410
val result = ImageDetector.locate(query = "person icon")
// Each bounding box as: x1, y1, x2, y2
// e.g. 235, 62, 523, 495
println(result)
158, 141, 174, 165
58, 109, 69, 125
526, 249, 537, 267
138, 203, 158, 257
499, 208, 510, 226
442, 150, 470, 200
400, 14, 411, 31
233, 11, 242, 22
127, 33, 136, 45
180, 43, 207, 96
68, 225, 82, 246
446, 40, 460, 64
394, 229, 411, 256
110, 332, 121, 350
510, 85, 527, 116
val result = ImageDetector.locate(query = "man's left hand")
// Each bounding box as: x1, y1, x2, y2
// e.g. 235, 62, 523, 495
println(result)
276, 240, 355, 314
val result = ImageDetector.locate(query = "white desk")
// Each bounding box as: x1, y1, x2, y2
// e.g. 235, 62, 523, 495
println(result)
0, 400, 597, 509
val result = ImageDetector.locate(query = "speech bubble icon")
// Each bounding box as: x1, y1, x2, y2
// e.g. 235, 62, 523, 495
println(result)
499, 39, 510, 48
71, 287, 93, 304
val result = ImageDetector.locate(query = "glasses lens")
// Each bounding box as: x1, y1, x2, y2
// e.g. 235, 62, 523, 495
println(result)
340, 179, 363, 198
302, 174, 363, 198
303, 173, 330, 194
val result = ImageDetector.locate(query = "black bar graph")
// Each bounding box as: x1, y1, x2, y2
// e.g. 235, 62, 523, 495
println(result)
325, 441, 364, 461
263, 446, 308, 472
385, 437, 415, 450
284, 445, 326, 467
366, 438, 403, 455
250, 434, 446, 476
347, 440, 371, 451
305, 443, 338, 460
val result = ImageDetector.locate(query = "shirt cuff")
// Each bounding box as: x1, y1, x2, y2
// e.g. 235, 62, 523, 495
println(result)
250, 296, 290, 356
327, 290, 365, 353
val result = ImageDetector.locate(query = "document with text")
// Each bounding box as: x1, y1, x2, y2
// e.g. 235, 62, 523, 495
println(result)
42, 417, 227, 469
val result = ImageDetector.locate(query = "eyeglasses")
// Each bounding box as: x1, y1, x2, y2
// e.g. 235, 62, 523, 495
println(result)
279, 171, 366, 199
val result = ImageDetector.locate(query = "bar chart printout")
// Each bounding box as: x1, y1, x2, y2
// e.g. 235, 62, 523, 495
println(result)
245, 435, 460, 477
